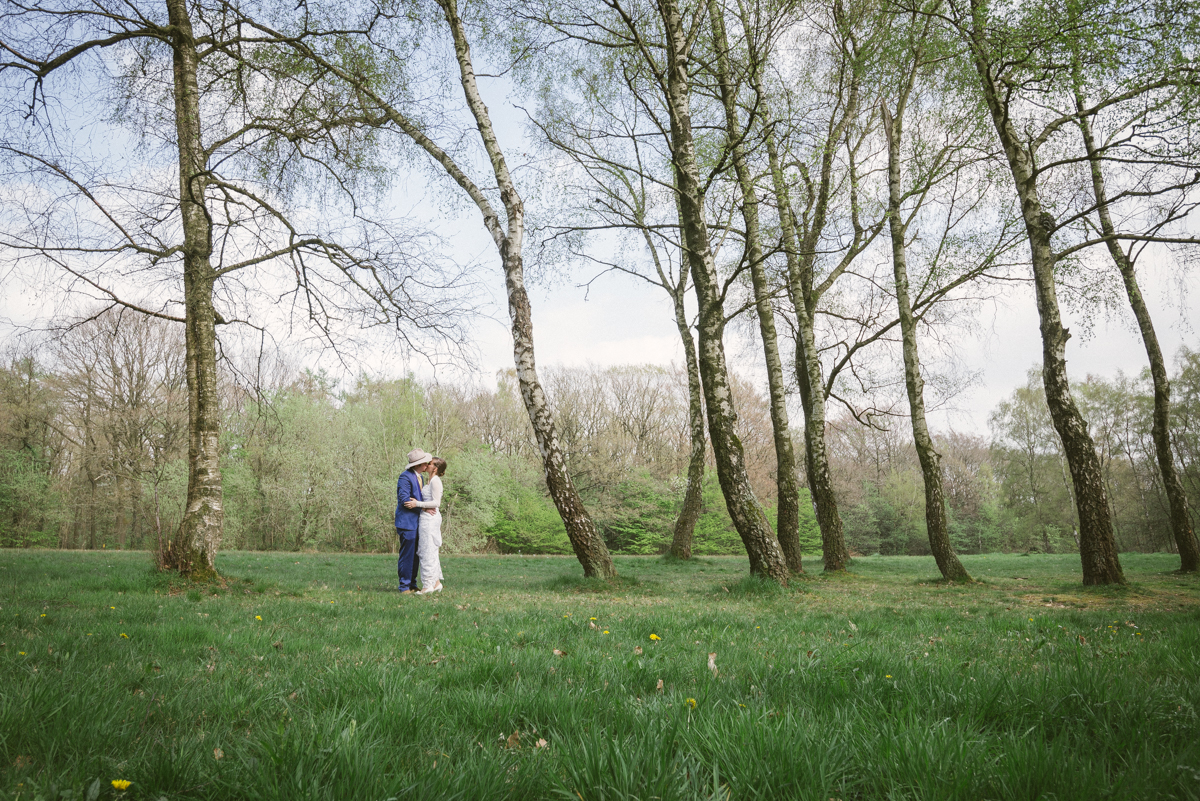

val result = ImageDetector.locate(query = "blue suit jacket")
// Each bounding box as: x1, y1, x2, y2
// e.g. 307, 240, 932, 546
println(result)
394, 469, 424, 534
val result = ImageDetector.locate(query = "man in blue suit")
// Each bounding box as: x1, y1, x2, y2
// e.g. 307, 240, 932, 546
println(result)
395, 449, 431, 593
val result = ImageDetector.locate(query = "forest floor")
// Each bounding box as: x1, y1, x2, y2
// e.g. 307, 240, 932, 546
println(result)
2, 549, 1198, 800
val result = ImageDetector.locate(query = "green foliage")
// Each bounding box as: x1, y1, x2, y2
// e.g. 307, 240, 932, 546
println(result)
487, 483, 573, 554
7, 349, 1200, 559
690, 474, 744, 555
842, 477, 930, 557
0, 448, 60, 547
793, 488, 823, 554
439, 447, 511, 553
595, 469, 677, 554
1, 550, 1198, 800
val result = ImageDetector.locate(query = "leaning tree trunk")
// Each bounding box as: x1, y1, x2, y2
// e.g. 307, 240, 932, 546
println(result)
669, 283, 705, 560
793, 320, 847, 571
775, 158, 847, 571
660, 0, 788, 584
1074, 91, 1200, 573
439, 0, 616, 578
165, 0, 222, 580
881, 102, 972, 582
709, 0, 802, 573
967, 17, 1123, 585
765, 124, 849, 572
744, 37, 849, 571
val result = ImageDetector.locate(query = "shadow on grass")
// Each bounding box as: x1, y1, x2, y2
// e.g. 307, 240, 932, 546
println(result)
657, 554, 720, 568
718, 575, 803, 598
909, 576, 986, 587
544, 573, 649, 595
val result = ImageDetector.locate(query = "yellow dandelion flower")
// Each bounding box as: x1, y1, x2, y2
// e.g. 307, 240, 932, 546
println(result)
111, 779, 132, 791
886, 674, 892, 678
649, 634, 661, 641
120, 633, 129, 639
603, 631, 609, 635
18, 651, 25, 656
110, 607, 115, 610
685, 698, 697, 709
255, 615, 262, 621
589, 617, 597, 621
40, 614, 46, 618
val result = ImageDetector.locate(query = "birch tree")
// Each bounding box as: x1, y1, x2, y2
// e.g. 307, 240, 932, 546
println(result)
249, 0, 619, 577
936, 0, 1133, 583
1062, 0, 1200, 572
878, 11, 985, 582
1, 0, 464, 577
708, 0, 804, 572
531, 91, 710, 558
522, 0, 789, 580
734, 0, 888, 571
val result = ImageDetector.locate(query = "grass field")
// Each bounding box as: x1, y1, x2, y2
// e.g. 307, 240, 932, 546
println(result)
2, 549, 1199, 800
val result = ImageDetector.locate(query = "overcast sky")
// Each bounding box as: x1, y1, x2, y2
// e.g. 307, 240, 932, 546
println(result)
451, 252, 1200, 436
4, 74, 1197, 440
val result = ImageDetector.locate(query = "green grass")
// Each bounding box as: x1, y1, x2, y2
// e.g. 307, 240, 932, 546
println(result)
2, 550, 1199, 800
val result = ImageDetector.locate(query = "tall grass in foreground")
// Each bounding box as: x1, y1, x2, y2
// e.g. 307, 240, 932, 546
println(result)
2, 551, 1198, 800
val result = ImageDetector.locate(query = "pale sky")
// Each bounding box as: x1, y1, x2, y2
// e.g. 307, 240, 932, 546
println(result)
454, 254, 1199, 436
6, 142, 1196, 440
4, 73, 1197, 440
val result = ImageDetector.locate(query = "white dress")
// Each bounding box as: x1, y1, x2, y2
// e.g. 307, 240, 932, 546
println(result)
415, 474, 443, 587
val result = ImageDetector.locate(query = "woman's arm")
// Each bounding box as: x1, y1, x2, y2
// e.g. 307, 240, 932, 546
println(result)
411, 475, 442, 509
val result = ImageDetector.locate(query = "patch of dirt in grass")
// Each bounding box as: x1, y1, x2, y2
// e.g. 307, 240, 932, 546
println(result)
166, 576, 230, 596
1014, 586, 1200, 612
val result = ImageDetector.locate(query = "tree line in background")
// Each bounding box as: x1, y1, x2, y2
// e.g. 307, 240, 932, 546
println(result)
3, 0, 1199, 584
4, 321, 1199, 561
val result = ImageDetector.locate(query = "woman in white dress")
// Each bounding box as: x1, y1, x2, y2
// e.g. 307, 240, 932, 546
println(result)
411, 457, 445, 594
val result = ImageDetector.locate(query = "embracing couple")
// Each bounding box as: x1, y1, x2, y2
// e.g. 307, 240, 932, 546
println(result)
394, 448, 447, 595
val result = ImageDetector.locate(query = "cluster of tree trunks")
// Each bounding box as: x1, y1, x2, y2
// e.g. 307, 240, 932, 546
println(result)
6, 0, 1198, 585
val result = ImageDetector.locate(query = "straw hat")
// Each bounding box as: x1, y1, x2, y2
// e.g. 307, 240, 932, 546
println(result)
405, 449, 432, 470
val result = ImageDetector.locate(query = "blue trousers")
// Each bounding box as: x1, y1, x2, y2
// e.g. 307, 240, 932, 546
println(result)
397, 527, 420, 591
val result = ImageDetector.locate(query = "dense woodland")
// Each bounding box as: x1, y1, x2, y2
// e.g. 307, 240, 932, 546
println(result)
3, 0, 1200, 583
4, 324, 1200, 558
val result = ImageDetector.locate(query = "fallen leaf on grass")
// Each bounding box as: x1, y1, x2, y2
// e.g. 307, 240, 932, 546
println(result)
634, 646, 643, 656
272, 641, 283, 649
708, 653, 718, 677
656, 679, 663, 693
553, 649, 565, 657
213, 748, 224, 760
536, 738, 548, 749
506, 731, 520, 748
